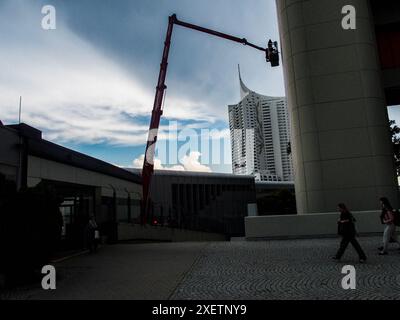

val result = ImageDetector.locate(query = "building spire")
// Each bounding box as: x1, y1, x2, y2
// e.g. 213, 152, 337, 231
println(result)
238, 64, 251, 100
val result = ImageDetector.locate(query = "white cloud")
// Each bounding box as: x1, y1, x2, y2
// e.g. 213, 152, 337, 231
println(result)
0, 1, 217, 146
132, 151, 211, 172
132, 154, 167, 170
0, 0, 285, 158
180, 151, 212, 172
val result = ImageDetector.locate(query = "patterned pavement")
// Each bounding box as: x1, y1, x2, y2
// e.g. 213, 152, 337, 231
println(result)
2, 236, 400, 300
171, 236, 400, 300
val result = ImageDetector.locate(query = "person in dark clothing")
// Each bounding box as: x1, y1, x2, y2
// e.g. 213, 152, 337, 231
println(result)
333, 203, 367, 263
85, 215, 99, 253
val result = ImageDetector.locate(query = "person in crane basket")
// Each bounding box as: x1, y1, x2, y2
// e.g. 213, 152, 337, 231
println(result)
267, 40, 279, 67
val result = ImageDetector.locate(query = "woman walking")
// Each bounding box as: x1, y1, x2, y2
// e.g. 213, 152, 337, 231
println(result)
333, 203, 367, 263
378, 197, 400, 255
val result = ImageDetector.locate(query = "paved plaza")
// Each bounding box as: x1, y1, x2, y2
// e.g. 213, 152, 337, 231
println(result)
2, 236, 400, 300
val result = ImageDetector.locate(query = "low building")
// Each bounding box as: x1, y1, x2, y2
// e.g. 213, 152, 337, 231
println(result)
0, 123, 142, 248
128, 169, 256, 237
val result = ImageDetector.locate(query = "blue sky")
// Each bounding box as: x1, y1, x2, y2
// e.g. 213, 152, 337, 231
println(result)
0, 0, 284, 173
0, 0, 399, 173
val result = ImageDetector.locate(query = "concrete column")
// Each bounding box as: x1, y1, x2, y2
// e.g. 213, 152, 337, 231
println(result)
276, 0, 399, 214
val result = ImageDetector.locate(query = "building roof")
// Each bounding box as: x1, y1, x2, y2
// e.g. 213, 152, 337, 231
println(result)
126, 168, 255, 180
6, 123, 142, 185
237, 65, 286, 102
255, 181, 295, 190
238, 64, 252, 100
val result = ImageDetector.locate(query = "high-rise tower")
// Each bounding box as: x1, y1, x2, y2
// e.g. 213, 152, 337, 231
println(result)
228, 67, 293, 182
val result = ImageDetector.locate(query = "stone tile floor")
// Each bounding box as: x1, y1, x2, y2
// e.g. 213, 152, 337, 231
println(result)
171, 236, 400, 300
2, 236, 399, 300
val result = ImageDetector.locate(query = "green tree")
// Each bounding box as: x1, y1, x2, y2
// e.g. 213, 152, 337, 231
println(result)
390, 120, 400, 177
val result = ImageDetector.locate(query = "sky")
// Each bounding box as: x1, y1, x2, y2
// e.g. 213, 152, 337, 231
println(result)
1, 0, 399, 174
0, 0, 285, 173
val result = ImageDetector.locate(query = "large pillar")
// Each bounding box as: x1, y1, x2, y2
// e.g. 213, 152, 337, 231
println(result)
276, 0, 399, 214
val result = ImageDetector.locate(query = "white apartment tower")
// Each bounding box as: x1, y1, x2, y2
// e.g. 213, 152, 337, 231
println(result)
228, 67, 293, 182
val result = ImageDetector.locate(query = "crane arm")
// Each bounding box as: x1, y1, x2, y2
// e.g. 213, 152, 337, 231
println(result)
141, 14, 279, 225
172, 14, 266, 52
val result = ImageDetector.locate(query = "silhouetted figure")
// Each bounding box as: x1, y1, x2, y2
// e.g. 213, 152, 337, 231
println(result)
0, 182, 63, 287
85, 216, 99, 253
378, 197, 400, 255
333, 203, 367, 263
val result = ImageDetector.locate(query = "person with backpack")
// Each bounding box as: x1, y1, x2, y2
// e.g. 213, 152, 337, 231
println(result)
378, 197, 400, 255
333, 203, 367, 263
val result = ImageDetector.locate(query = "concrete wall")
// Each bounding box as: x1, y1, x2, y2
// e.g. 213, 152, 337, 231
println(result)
28, 156, 141, 199
118, 223, 226, 242
275, 0, 399, 214
245, 211, 383, 239
0, 126, 20, 183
